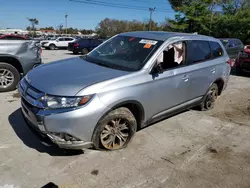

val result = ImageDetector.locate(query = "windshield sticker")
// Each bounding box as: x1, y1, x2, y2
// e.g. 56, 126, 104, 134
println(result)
139, 39, 158, 45
143, 43, 152, 49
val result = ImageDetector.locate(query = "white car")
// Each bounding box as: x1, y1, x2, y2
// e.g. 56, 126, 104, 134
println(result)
44, 37, 75, 50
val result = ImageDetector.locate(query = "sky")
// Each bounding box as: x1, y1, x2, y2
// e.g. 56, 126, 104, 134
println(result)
0, 0, 176, 30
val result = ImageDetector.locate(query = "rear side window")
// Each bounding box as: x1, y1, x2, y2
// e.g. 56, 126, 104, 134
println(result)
188, 41, 211, 64
209, 41, 223, 58
235, 39, 242, 46
65, 38, 73, 41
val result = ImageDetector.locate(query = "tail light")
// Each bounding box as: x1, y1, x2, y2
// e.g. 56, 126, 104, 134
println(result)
40, 47, 42, 55
73, 43, 79, 47
227, 59, 235, 67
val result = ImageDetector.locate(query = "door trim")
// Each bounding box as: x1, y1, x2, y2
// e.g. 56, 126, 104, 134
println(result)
146, 96, 203, 126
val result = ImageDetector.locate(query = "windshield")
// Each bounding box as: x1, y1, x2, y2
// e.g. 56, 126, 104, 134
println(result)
82, 35, 163, 71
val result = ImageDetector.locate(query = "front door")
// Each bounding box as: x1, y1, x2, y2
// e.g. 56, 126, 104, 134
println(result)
57, 38, 65, 47
146, 41, 192, 118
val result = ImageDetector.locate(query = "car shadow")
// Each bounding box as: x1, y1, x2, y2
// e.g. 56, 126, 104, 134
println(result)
8, 108, 84, 156
64, 52, 80, 55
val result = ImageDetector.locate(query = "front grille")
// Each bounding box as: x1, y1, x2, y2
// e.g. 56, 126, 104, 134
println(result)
19, 78, 44, 109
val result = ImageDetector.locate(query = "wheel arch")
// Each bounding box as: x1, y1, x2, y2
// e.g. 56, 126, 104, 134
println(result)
0, 55, 23, 74
94, 100, 145, 135
213, 78, 225, 95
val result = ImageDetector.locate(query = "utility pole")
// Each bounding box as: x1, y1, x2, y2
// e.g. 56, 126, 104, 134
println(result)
149, 7, 156, 31
65, 14, 68, 35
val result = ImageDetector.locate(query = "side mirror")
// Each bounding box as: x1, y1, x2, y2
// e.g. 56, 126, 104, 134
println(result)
151, 63, 164, 74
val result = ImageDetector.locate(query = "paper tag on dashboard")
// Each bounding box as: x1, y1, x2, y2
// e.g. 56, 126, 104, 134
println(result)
139, 39, 158, 45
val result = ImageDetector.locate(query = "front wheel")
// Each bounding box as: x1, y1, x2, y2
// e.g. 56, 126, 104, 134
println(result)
49, 44, 56, 50
199, 83, 218, 111
82, 48, 89, 55
0, 63, 20, 92
92, 107, 137, 150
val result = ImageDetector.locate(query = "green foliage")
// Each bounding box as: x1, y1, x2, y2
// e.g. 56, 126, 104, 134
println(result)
96, 18, 159, 38
40, 26, 54, 30
168, 0, 250, 43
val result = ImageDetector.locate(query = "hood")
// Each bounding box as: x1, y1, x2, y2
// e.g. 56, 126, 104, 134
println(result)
26, 57, 130, 96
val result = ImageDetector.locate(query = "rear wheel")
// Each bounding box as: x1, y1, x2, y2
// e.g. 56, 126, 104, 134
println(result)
49, 44, 56, 50
82, 48, 89, 55
199, 83, 218, 111
92, 107, 137, 150
73, 51, 78, 55
0, 63, 20, 92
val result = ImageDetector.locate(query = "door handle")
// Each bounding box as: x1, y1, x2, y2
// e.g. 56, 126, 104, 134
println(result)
182, 75, 189, 82
211, 68, 216, 73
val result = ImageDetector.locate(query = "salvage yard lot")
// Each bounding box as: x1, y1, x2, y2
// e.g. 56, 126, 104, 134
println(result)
1, 50, 250, 188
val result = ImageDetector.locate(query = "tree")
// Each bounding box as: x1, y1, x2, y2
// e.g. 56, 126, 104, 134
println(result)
27, 18, 39, 37
40, 26, 54, 30
56, 24, 63, 34
96, 18, 159, 38
168, 1, 213, 33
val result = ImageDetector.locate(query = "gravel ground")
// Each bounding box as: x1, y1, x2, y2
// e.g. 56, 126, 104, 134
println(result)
0, 50, 250, 188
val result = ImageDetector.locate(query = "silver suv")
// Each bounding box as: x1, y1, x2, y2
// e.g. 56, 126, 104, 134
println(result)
0, 40, 42, 92
19, 32, 231, 150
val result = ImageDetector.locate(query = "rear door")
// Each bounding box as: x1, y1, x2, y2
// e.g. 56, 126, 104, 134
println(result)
184, 40, 217, 100
64, 37, 74, 47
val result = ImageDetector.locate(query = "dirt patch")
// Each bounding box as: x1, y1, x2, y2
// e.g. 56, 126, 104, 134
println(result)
7, 100, 16, 103
207, 88, 250, 126
91, 169, 99, 176
12, 92, 21, 98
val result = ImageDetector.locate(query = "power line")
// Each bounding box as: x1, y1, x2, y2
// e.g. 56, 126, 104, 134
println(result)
69, 0, 175, 12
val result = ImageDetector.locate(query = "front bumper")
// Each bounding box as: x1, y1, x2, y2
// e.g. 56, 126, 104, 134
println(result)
20, 91, 109, 150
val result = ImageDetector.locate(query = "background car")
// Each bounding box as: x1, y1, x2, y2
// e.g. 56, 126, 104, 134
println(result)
219, 38, 244, 60
44, 37, 75, 50
235, 45, 250, 73
0, 34, 28, 40
68, 38, 102, 54
0, 40, 42, 92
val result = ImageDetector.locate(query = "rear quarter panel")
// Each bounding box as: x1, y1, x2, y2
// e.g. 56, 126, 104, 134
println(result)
0, 40, 41, 74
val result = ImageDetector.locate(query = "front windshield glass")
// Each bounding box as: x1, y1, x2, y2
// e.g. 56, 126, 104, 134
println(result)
82, 35, 163, 71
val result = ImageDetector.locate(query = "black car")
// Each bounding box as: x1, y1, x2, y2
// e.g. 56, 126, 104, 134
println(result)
219, 38, 244, 59
68, 38, 102, 54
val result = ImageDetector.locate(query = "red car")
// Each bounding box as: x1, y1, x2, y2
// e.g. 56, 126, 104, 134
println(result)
0, 34, 28, 40
235, 45, 250, 73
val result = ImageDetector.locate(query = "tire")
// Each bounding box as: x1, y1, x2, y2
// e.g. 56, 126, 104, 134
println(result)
199, 83, 219, 111
82, 48, 89, 55
0, 63, 20, 92
73, 51, 78, 55
49, 44, 56, 50
92, 107, 137, 150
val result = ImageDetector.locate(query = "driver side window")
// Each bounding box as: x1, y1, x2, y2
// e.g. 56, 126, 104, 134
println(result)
155, 41, 186, 71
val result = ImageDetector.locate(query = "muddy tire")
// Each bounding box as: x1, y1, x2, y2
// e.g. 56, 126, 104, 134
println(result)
199, 83, 219, 111
0, 63, 20, 92
49, 44, 56, 50
82, 48, 89, 55
92, 107, 137, 150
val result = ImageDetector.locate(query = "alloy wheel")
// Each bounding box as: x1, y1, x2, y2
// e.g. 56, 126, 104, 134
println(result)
100, 118, 130, 150
0, 68, 14, 89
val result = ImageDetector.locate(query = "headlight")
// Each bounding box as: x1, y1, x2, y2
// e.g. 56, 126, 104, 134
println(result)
240, 52, 249, 58
39, 95, 94, 109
